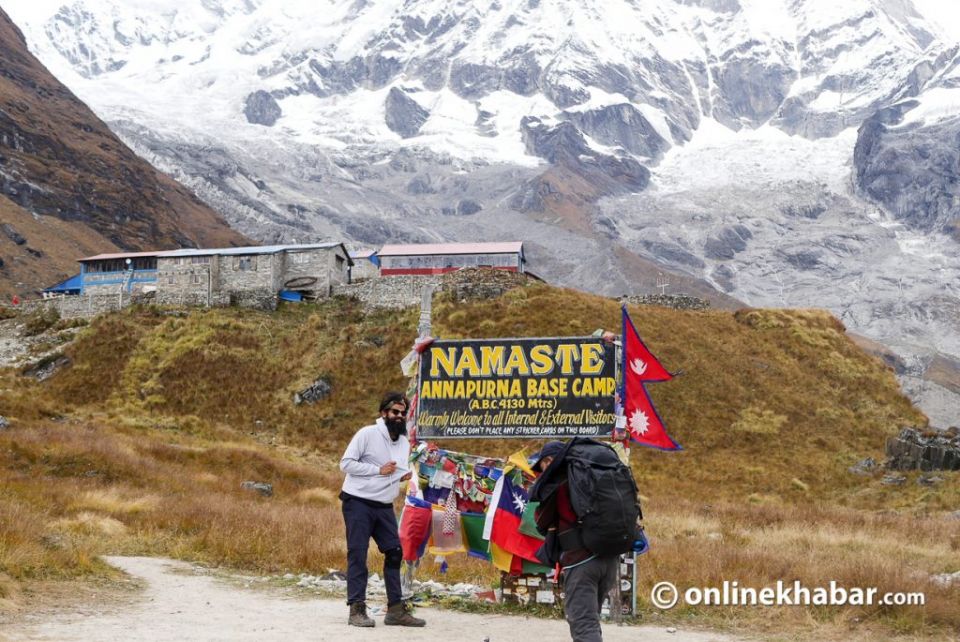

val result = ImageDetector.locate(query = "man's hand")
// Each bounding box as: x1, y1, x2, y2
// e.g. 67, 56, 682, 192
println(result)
379, 461, 398, 475
399, 472, 412, 482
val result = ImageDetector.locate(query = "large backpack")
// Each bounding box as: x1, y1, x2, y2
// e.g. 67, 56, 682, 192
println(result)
565, 439, 642, 556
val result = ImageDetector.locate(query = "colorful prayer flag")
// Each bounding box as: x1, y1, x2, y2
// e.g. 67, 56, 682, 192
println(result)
507, 448, 535, 477
399, 497, 433, 562
460, 512, 490, 561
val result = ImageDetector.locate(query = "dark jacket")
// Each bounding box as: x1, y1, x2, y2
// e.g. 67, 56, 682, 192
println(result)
530, 438, 640, 564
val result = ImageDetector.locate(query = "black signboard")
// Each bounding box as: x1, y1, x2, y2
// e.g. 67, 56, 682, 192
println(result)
416, 337, 617, 439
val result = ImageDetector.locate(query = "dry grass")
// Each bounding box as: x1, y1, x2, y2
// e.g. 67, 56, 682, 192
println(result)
0, 287, 956, 638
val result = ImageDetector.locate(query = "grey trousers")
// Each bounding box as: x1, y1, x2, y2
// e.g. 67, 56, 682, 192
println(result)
562, 556, 619, 642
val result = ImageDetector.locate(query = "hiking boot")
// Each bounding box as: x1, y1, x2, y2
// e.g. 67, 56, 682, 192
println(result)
384, 601, 426, 627
348, 601, 375, 627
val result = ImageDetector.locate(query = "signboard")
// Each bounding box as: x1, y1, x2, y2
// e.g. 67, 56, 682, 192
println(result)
416, 337, 617, 439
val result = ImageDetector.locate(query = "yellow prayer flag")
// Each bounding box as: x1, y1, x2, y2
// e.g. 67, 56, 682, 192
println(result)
489, 540, 514, 573
506, 448, 534, 477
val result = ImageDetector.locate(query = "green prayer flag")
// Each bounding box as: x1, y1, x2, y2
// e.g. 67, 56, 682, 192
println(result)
460, 512, 490, 561
521, 559, 552, 574
519, 501, 544, 540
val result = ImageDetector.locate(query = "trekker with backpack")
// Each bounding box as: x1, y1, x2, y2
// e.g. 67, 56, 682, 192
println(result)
530, 438, 642, 642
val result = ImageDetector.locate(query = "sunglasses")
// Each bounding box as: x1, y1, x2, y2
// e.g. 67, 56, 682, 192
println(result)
386, 408, 407, 418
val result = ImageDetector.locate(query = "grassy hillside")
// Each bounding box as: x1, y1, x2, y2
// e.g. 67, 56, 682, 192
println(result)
1, 282, 956, 639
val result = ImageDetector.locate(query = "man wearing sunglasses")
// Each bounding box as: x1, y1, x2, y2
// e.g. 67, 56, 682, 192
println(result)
339, 392, 425, 628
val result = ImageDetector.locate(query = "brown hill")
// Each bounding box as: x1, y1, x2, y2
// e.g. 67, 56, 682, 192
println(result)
0, 8, 248, 298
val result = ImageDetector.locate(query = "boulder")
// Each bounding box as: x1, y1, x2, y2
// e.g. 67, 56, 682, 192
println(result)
294, 378, 332, 405
243, 90, 282, 126
240, 481, 273, 497
886, 427, 960, 471
384, 88, 429, 138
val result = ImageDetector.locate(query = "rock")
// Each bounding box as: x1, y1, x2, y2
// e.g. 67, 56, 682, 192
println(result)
854, 100, 960, 236
930, 571, 960, 588
449, 61, 501, 99
240, 481, 273, 497
456, 199, 482, 216
0, 415, 8, 430
318, 570, 346, 581
918, 475, 944, 486
667, 628, 678, 634
704, 225, 753, 260
1, 223, 26, 245
565, 103, 669, 159
886, 427, 960, 471
712, 59, 795, 129
384, 87, 429, 138
881, 474, 907, 486
848, 457, 877, 475
243, 90, 282, 126
406, 175, 436, 195
21, 354, 71, 381
294, 378, 332, 405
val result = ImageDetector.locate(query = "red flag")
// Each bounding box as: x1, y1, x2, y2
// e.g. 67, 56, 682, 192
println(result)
622, 306, 673, 382
399, 497, 433, 562
622, 306, 682, 451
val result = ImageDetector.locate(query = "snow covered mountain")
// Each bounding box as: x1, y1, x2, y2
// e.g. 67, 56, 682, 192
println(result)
4, 0, 960, 425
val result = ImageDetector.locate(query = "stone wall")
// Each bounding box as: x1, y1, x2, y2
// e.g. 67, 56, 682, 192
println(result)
216, 253, 276, 293
23, 293, 126, 319
333, 275, 445, 309
332, 268, 534, 309
156, 256, 214, 305
279, 247, 348, 297
620, 293, 710, 311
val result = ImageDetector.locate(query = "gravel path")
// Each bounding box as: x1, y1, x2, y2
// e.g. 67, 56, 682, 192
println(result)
2, 557, 736, 642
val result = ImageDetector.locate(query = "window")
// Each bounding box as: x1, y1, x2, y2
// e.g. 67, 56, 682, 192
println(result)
234, 256, 256, 271
167, 275, 175, 285
291, 252, 308, 264
335, 255, 345, 269
191, 256, 210, 264
191, 274, 202, 284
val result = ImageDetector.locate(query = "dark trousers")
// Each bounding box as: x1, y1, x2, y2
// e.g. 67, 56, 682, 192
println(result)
562, 556, 619, 642
341, 496, 403, 606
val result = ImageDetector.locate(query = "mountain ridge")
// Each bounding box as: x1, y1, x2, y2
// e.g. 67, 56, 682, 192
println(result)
0, 6, 248, 298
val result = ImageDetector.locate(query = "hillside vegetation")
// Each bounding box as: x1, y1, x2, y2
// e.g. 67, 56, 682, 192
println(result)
1, 282, 957, 639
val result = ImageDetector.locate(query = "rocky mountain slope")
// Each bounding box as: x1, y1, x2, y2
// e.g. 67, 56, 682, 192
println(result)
0, 7, 248, 298
3, 0, 959, 424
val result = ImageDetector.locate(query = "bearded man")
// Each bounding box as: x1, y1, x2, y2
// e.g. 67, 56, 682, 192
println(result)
339, 392, 425, 627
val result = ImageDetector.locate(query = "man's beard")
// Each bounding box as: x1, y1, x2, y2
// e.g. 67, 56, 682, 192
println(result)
386, 417, 407, 441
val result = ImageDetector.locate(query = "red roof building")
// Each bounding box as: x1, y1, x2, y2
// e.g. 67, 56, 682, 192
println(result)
377, 242, 525, 276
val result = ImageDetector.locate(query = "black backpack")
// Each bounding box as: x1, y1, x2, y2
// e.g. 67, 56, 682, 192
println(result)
565, 439, 642, 556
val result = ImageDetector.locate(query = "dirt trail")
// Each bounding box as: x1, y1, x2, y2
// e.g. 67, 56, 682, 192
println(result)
2, 557, 736, 642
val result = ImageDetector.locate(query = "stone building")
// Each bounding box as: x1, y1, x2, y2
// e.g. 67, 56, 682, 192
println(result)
377, 242, 526, 276
54, 243, 351, 311
155, 243, 351, 306
348, 249, 380, 282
